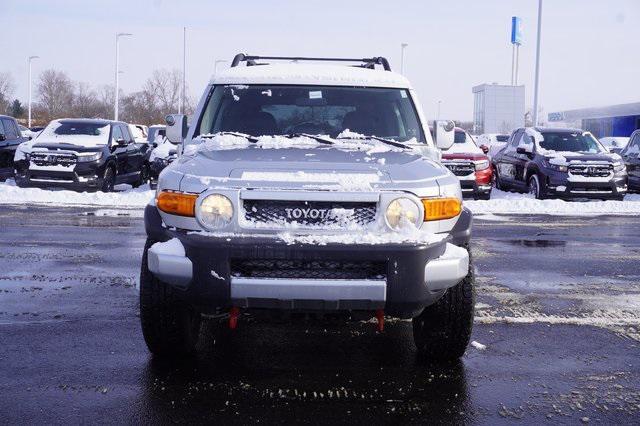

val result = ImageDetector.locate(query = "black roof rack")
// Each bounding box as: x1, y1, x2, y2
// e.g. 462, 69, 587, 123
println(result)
230, 53, 391, 71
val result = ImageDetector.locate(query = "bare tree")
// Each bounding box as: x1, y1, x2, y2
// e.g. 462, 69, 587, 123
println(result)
70, 82, 102, 118
36, 69, 75, 121
0, 72, 15, 114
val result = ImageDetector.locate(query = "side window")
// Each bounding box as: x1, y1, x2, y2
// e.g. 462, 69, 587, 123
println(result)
2, 119, 18, 140
111, 125, 123, 143
121, 125, 133, 143
509, 130, 523, 148
628, 133, 640, 155
0, 119, 5, 138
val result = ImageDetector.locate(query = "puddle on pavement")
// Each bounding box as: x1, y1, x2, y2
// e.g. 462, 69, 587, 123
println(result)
504, 239, 567, 248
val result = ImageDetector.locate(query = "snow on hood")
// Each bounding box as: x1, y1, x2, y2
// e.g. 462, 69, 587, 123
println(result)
441, 140, 483, 155
544, 150, 621, 166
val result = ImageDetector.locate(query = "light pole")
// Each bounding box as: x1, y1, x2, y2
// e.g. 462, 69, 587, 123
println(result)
213, 59, 228, 77
114, 32, 132, 121
437, 100, 442, 120
180, 27, 186, 114
27, 55, 39, 128
400, 43, 408, 75
532, 0, 543, 126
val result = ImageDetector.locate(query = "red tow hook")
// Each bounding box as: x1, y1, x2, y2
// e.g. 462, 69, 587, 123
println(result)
229, 307, 240, 330
375, 309, 384, 332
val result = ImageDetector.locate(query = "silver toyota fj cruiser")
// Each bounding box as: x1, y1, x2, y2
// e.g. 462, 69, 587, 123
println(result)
140, 54, 474, 361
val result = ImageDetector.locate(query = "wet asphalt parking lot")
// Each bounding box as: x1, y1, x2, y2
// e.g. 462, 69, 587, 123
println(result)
1, 205, 640, 424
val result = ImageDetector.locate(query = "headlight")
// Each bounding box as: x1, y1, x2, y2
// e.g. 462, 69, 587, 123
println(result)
613, 161, 626, 172
76, 152, 103, 162
542, 159, 567, 173
385, 198, 421, 230
197, 194, 234, 229
474, 159, 490, 170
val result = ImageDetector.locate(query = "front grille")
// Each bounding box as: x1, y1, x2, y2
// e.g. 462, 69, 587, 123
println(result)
231, 259, 387, 280
31, 152, 76, 167
243, 200, 377, 227
444, 162, 475, 176
569, 164, 612, 177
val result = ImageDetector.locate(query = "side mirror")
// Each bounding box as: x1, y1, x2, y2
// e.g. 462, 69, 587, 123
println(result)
480, 144, 489, 154
0, 133, 5, 142
516, 146, 532, 155
152, 142, 158, 148
115, 138, 127, 146
166, 114, 187, 144
433, 120, 456, 150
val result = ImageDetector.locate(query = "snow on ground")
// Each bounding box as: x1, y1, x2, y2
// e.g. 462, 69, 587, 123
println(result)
0, 180, 153, 207
466, 190, 640, 216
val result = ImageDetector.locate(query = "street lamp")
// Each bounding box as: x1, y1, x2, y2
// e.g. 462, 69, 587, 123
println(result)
532, 0, 543, 126
400, 43, 408, 75
27, 55, 39, 128
114, 32, 132, 121
437, 100, 442, 120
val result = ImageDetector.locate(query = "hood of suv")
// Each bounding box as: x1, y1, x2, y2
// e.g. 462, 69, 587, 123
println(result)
544, 152, 619, 164
174, 144, 449, 192
32, 142, 104, 153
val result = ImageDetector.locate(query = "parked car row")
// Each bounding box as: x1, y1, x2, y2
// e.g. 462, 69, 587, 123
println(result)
0, 114, 180, 192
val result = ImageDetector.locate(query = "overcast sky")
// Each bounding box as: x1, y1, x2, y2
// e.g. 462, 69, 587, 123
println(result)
2, 0, 638, 121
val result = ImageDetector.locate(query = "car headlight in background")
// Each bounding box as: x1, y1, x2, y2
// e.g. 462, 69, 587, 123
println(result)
197, 194, 234, 229
613, 161, 626, 172
385, 197, 420, 230
542, 159, 567, 173
421, 197, 462, 221
76, 152, 103, 162
473, 159, 490, 170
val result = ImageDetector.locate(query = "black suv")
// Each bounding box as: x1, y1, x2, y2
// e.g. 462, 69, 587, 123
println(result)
0, 115, 29, 181
621, 129, 640, 192
492, 127, 627, 200
14, 118, 152, 192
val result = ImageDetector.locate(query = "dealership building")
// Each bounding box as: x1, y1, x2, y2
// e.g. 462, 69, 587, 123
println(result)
472, 83, 525, 135
547, 102, 640, 138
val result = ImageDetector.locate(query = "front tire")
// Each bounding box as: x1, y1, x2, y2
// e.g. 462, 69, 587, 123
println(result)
101, 167, 115, 192
528, 174, 543, 199
139, 239, 201, 357
412, 247, 475, 361
132, 164, 149, 188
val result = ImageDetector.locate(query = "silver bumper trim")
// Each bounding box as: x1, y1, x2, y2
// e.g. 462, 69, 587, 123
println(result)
424, 243, 469, 291
147, 246, 193, 287
230, 277, 386, 304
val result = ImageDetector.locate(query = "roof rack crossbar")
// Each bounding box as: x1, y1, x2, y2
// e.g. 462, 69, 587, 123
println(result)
230, 53, 391, 71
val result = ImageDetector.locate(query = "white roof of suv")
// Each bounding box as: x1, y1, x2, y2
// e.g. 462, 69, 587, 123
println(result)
211, 63, 411, 89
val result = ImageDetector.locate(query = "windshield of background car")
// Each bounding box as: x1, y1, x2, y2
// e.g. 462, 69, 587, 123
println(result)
496, 135, 509, 142
39, 121, 110, 146
196, 85, 425, 142
539, 132, 605, 153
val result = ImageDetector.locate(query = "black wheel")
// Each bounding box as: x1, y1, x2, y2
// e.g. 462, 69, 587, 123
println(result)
133, 164, 149, 188
412, 246, 475, 361
528, 174, 543, 199
139, 239, 201, 357
101, 167, 115, 192
493, 168, 505, 191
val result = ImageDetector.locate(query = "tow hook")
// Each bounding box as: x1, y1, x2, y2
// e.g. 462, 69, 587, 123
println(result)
375, 309, 384, 332
229, 307, 240, 330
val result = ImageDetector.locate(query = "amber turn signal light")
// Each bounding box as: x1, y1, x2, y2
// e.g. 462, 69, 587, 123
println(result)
156, 191, 198, 217
421, 197, 462, 221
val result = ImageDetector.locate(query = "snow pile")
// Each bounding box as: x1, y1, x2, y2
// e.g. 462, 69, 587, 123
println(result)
0, 180, 154, 207
240, 171, 380, 190
466, 190, 640, 215
150, 238, 185, 256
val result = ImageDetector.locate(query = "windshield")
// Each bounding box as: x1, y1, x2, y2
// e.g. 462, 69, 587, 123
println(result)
38, 121, 110, 146
129, 125, 145, 140
196, 85, 425, 142
539, 131, 605, 153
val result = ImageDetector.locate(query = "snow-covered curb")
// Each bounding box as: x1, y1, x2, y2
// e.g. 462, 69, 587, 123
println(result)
465, 190, 640, 216
0, 180, 154, 207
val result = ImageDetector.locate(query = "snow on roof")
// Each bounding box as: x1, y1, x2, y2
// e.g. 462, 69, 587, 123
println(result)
211, 64, 411, 89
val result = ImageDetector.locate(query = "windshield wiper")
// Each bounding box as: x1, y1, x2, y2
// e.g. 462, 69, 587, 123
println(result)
285, 133, 334, 145
200, 132, 259, 143
337, 134, 409, 149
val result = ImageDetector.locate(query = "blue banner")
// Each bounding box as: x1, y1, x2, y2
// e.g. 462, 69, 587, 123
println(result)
511, 16, 523, 45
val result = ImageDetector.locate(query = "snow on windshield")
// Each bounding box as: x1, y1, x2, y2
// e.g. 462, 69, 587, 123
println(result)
37, 121, 110, 147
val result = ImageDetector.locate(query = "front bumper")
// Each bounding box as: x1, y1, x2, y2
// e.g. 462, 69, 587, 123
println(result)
459, 177, 492, 199
546, 174, 627, 199
144, 205, 472, 318
16, 162, 103, 190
